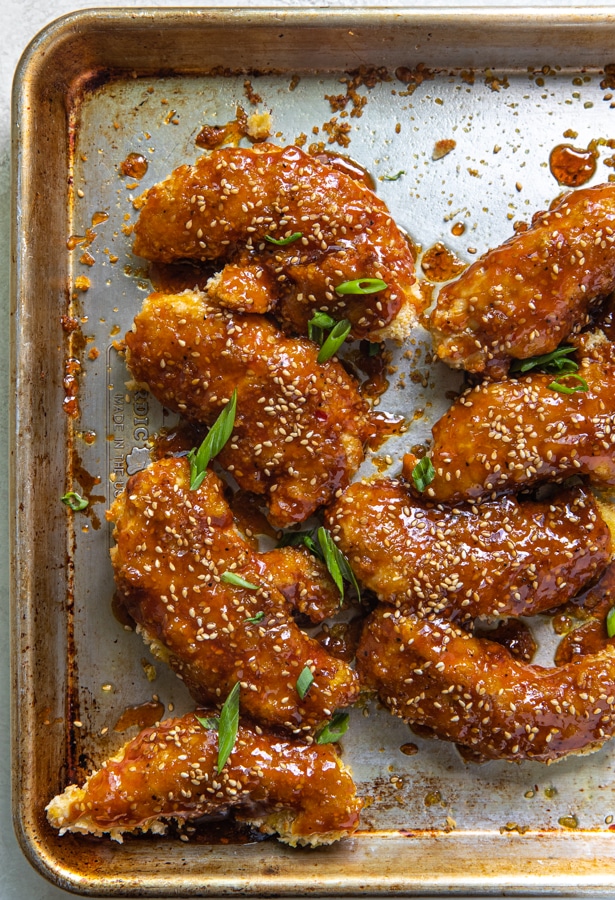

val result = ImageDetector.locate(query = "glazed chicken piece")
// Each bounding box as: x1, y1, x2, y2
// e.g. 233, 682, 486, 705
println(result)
554, 562, 615, 666
430, 183, 615, 375
46, 712, 362, 846
405, 356, 615, 504
125, 290, 374, 528
108, 457, 359, 734
358, 606, 615, 763
132, 143, 421, 340
325, 479, 611, 623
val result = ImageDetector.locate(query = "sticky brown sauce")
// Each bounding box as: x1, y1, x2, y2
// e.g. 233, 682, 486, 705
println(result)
147, 260, 217, 294
120, 152, 149, 180
549, 144, 597, 187
231, 490, 278, 542
474, 618, 537, 663
314, 616, 364, 662
312, 150, 375, 190
420, 242, 468, 282
554, 619, 611, 666
113, 700, 165, 734
367, 410, 406, 452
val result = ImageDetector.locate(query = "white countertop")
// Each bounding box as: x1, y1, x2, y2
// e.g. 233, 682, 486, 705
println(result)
2, 1, 613, 897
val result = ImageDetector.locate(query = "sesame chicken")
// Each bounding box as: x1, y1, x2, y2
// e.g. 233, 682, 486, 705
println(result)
125, 289, 374, 528
358, 606, 615, 763
407, 357, 615, 503
46, 712, 362, 846
107, 457, 359, 733
132, 144, 420, 340
325, 479, 611, 623
430, 183, 615, 375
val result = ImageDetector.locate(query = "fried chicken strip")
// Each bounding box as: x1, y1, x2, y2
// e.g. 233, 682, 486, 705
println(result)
325, 479, 611, 623
405, 356, 615, 504
46, 712, 362, 846
132, 144, 420, 340
125, 290, 374, 528
430, 183, 615, 375
358, 606, 615, 763
108, 457, 359, 734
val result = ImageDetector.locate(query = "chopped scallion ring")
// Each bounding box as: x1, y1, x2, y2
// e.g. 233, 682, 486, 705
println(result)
61, 491, 89, 511
382, 170, 406, 182
308, 310, 337, 344
511, 345, 578, 375
296, 666, 314, 700
335, 278, 388, 295
547, 374, 588, 394
264, 232, 302, 246
221, 572, 260, 590
607, 607, 615, 639
187, 389, 237, 490
244, 611, 265, 624
316, 711, 350, 744
215, 682, 240, 773
412, 456, 436, 492
317, 318, 352, 363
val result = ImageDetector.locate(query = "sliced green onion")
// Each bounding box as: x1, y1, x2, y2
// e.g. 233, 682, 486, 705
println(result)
547, 374, 588, 394
308, 311, 337, 344
215, 682, 240, 773
244, 611, 265, 624
61, 491, 89, 511
296, 666, 314, 700
264, 232, 302, 246
317, 526, 361, 602
383, 170, 406, 182
511, 345, 577, 375
277, 529, 318, 549
335, 278, 387, 295
316, 711, 350, 744
317, 318, 352, 363
367, 341, 382, 357
221, 572, 260, 590
412, 456, 436, 492
607, 607, 615, 639
188, 389, 237, 490
195, 714, 219, 731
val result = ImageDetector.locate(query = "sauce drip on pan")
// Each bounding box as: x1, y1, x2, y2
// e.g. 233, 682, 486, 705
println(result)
420, 242, 468, 283
120, 152, 149, 180
549, 143, 597, 187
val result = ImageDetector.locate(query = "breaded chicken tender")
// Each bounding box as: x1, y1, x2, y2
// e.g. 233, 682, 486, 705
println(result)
108, 457, 359, 734
132, 144, 421, 340
430, 183, 615, 375
406, 356, 615, 504
358, 606, 615, 763
125, 290, 374, 528
46, 712, 362, 846
325, 479, 611, 623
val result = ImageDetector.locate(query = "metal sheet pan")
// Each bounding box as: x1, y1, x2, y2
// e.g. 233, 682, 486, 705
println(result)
10, 6, 615, 895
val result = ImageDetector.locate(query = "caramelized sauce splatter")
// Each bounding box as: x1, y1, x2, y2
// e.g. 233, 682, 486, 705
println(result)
63, 358, 81, 417
549, 144, 597, 187
451, 222, 466, 237
399, 742, 419, 756
113, 700, 165, 734
196, 107, 249, 149
367, 411, 406, 451
474, 618, 537, 663
120, 152, 149, 180
420, 242, 468, 282
312, 150, 375, 190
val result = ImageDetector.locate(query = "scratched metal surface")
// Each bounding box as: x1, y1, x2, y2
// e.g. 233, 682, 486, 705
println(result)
12, 7, 615, 895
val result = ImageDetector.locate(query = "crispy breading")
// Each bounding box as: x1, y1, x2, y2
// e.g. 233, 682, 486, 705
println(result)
326, 479, 611, 622
132, 144, 420, 340
46, 712, 362, 846
108, 457, 359, 734
430, 183, 615, 375
125, 290, 374, 528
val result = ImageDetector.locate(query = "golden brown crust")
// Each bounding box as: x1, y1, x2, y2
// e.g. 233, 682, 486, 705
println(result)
326, 479, 611, 623
46, 712, 362, 846
125, 290, 373, 528
132, 144, 419, 339
411, 357, 615, 504
358, 606, 615, 763
430, 183, 615, 375
108, 457, 359, 733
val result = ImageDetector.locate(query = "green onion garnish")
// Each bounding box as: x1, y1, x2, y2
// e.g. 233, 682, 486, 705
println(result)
195, 714, 219, 731
317, 318, 352, 363
264, 232, 302, 246
296, 666, 314, 700
244, 611, 265, 624
511, 345, 578, 375
335, 278, 388, 295
367, 341, 382, 357
383, 170, 406, 182
607, 607, 615, 639
308, 311, 337, 344
187, 389, 237, 490
216, 682, 240, 773
317, 526, 361, 602
412, 456, 436, 492
61, 491, 89, 511
221, 572, 260, 590
316, 711, 350, 744
277, 529, 317, 549
547, 374, 589, 394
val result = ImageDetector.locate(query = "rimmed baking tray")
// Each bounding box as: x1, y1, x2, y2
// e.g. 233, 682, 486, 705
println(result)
10, 6, 615, 896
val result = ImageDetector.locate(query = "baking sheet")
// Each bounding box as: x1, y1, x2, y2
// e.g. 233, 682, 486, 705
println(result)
11, 7, 615, 896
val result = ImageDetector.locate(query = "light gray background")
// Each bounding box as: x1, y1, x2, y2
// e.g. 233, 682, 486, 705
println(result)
2, 1, 613, 898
